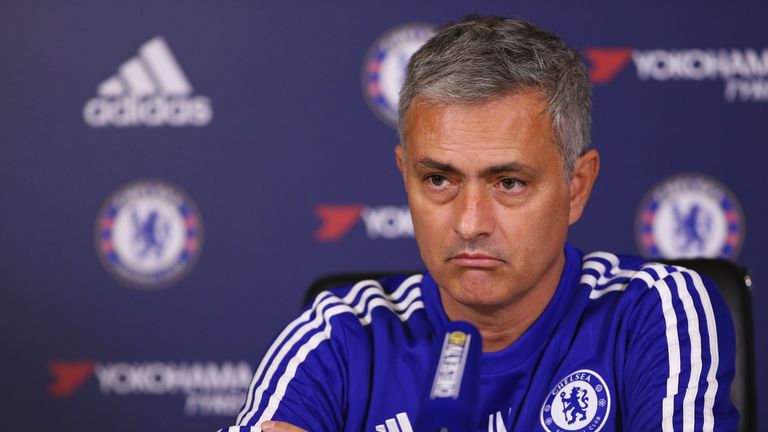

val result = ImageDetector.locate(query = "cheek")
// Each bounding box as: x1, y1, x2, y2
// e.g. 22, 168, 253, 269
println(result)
407, 193, 450, 259
410, 201, 444, 242
500, 189, 570, 247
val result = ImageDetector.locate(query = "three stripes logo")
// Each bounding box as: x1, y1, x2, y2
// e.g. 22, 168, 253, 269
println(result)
375, 412, 414, 432
83, 37, 212, 127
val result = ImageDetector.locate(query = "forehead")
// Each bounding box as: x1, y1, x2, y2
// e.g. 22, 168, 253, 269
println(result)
402, 90, 559, 168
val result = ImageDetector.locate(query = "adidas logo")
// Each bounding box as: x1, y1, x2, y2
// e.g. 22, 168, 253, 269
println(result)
375, 412, 413, 432
83, 37, 213, 128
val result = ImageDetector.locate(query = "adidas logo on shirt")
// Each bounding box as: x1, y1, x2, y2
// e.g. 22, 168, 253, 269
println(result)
83, 37, 212, 127
375, 412, 413, 432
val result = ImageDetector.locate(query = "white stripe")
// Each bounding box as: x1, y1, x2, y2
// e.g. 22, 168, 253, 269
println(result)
588, 281, 631, 299
655, 276, 681, 432
671, 272, 703, 431
241, 294, 346, 425
239, 283, 369, 425
494, 411, 505, 431
118, 57, 156, 96
385, 418, 401, 432
682, 269, 720, 431
97, 76, 125, 96
359, 288, 423, 324
256, 293, 424, 425
240, 275, 423, 425
635, 266, 661, 287
396, 412, 413, 432
581, 252, 639, 298
237, 277, 401, 424
258, 304, 350, 425
375, 425, 386, 432
487, 411, 505, 432
235, 290, 334, 425
139, 37, 191, 95
586, 260, 717, 430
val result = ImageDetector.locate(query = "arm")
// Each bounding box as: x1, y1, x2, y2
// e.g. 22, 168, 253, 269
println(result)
623, 265, 739, 430
220, 292, 350, 432
260, 421, 307, 432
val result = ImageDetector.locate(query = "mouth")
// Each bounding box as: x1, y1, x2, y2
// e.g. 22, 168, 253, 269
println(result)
448, 252, 505, 268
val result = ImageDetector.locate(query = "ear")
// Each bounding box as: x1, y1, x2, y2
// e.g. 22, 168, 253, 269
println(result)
568, 149, 600, 225
395, 144, 406, 175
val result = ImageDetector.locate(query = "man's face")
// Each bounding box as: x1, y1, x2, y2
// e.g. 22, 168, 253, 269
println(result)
397, 90, 591, 311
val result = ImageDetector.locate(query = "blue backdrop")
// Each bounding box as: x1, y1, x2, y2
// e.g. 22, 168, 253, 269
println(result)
1, 1, 765, 430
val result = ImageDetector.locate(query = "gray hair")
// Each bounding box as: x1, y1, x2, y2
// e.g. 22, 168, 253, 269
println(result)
398, 15, 591, 177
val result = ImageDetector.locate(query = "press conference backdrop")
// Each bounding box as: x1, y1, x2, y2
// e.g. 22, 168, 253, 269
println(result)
1, 1, 765, 430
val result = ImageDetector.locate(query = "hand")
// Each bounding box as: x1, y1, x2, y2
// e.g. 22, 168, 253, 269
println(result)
260, 420, 308, 432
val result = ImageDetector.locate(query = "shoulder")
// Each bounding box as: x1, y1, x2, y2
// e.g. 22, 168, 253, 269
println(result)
309, 273, 427, 328
577, 252, 738, 429
579, 250, 725, 307
577, 250, 734, 351
577, 250, 734, 343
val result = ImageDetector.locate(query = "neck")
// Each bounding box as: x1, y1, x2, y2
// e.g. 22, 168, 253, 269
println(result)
440, 252, 565, 352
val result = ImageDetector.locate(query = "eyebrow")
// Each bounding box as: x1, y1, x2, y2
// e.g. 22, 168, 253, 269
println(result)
414, 157, 537, 177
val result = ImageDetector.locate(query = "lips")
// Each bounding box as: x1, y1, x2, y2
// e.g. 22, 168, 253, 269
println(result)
449, 253, 504, 268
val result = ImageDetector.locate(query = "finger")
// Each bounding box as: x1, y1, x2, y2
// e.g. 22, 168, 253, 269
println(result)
260, 420, 308, 432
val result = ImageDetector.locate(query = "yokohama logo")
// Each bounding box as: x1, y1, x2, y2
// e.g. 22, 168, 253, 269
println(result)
314, 204, 414, 241
49, 360, 252, 416
48, 361, 95, 397
584, 48, 634, 84
83, 37, 213, 127
585, 47, 768, 102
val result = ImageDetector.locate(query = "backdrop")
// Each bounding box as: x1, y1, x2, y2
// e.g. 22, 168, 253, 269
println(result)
1, 1, 765, 430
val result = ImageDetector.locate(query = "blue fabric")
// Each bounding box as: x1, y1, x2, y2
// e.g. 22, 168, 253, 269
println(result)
223, 244, 738, 431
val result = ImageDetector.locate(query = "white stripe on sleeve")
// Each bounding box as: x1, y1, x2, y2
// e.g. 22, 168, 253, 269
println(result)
240, 275, 423, 426
680, 269, 721, 432
671, 271, 703, 432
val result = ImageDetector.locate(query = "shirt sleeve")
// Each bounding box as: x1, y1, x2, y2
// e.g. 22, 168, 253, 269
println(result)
219, 291, 351, 432
622, 265, 739, 431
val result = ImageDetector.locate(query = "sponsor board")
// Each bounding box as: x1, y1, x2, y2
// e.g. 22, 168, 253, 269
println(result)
636, 173, 744, 260
95, 179, 203, 289
48, 360, 253, 417
84, 36, 213, 127
586, 47, 768, 102
314, 204, 414, 241
362, 23, 436, 127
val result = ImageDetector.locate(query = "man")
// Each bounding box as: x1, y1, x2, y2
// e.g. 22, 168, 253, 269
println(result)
223, 16, 737, 431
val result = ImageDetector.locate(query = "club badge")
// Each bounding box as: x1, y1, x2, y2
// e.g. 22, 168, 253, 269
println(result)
541, 369, 610, 432
636, 173, 744, 260
362, 23, 435, 127
95, 179, 203, 289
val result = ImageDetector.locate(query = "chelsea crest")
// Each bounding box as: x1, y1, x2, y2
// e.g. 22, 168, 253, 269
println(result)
95, 179, 203, 290
636, 173, 744, 260
540, 369, 610, 432
362, 23, 435, 127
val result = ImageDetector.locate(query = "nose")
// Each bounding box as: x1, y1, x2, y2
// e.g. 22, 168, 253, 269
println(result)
454, 183, 494, 241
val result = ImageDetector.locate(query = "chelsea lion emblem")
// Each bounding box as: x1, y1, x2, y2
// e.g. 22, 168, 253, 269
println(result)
540, 369, 610, 432
95, 179, 203, 289
636, 173, 744, 260
362, 23, 435, 127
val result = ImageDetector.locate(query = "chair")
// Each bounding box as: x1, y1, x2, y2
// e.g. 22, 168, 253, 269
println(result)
306, 259, 755, 431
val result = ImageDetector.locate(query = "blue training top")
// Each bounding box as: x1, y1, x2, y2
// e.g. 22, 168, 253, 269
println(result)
221, 244, 738, 431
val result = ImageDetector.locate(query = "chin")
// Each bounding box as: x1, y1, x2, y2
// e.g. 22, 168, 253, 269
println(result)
446, 278, 510, 308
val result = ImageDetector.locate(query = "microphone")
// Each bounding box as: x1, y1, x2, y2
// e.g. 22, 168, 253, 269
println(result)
415, 321, 482, 432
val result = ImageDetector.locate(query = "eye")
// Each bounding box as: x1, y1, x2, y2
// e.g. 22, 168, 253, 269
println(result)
424, 174, 452, 191
499, 177, 526, 191
428, 175, 447, 187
